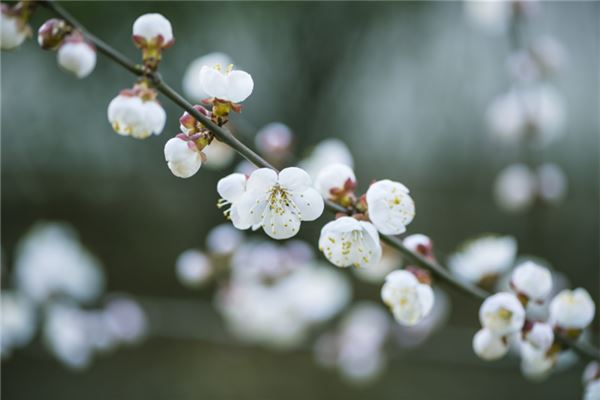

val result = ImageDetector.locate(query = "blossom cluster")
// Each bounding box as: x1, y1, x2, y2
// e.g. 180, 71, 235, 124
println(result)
473, 261, 595, 381
1, 222, 147, 368
174, 224, 351, 348
467, 0, 570, 214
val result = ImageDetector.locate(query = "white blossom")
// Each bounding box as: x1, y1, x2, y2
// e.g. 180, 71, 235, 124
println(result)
224, 167, 324, 240
299, 138, 354, 180
1, 8, 29, 50
175, 249, 213, 288
315, 163, 356, 200
164, 136, 203, 178
202, 140, 236, 170
494, 164, 537, 212
366, 179, 415, 235
319, 217, 382, 269
199, 64, 254, 103
583, 362, 600, 386
524, 322, 554, 352
381, 269, 434, 326
14, 222, 104, 304
107, 94, 166, 139
205, 224, 243, 255
479, 292, 525, 336
132, 13, 173, 46
0, 291, 36, 358
511, 261, 553, 302
448, 235, 517, 284
472, 328, 508, 360
549, 288, 595, 330
183, 52, 233, 102
57, 40, 96, 78
520, 341, 555, 381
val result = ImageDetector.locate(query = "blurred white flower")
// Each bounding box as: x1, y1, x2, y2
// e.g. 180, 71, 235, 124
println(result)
108, 92, 166, 139
335, 302, 390, 383
43, 302, 95, 369
463, 0, 511, 35
487, 85, 566, 146
448, 235, 517, 284
583, 362, 600, 386
199, 64, 254, 103
549, 288, 595, 330
183, 52, 233, 102
164, 136, 203, 178
1, 5, 30, 50
479, 292, 525, 336
175, 249, 213, 288
530, 35, 567, 76
205, 224, 243, 256
584, 380, 600, 400
366, 179, 415, 235
255, 122, 294, 160
319, 216, 382, 269
494, 164, 537, 213
202, 140, 236, 170
15, 222, 104, 304
315, 163, 356, 201
57, 37, 96, 78
299, 138, 354, 181
511, 261, 553, 302
537, 163, 568, 204
103, 296, 147, 344
132, 13, 174, 47
279, 263, 351, 323
381, 269, 434, 326
473, 328, 508, 360
223, 167, 324, 240
520, 341, 555, 381
524, 322, 554, 352
0, 291, 36, 358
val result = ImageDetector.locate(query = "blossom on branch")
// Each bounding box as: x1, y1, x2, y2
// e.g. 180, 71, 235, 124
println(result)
57, 34, 96, 78
510, 261, 553, 303
549, 288, 595, 331
107, 83, 166, 139
315, 163, 356, 203
1, 3, 32, 50
164, 135, 204, 178
319, 216, 382, 269
365, 179, 415, 235
472, 328, 508, 360
479, 292, 525, 336
381, 269, 434, 326
218, 167, 323, 239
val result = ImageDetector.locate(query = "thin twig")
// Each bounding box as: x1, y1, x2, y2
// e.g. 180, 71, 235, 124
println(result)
39, 0, 599, 362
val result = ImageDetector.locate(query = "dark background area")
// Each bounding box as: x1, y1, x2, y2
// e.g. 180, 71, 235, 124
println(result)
1, 1, 598, 399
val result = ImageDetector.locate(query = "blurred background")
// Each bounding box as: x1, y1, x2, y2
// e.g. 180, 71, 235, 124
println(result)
1, 1, 598, 399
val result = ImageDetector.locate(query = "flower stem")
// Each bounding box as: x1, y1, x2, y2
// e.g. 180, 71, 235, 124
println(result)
39, 0, 599, 362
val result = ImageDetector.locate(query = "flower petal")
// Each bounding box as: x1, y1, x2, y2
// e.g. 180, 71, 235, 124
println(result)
278, 167, 312, 193
226, 70, 254, 103
200, 66, 228, 100
291, 188, 324, 221
261, 206, 301, 240
217, 173, 246, 203
246, 168, 277, 193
